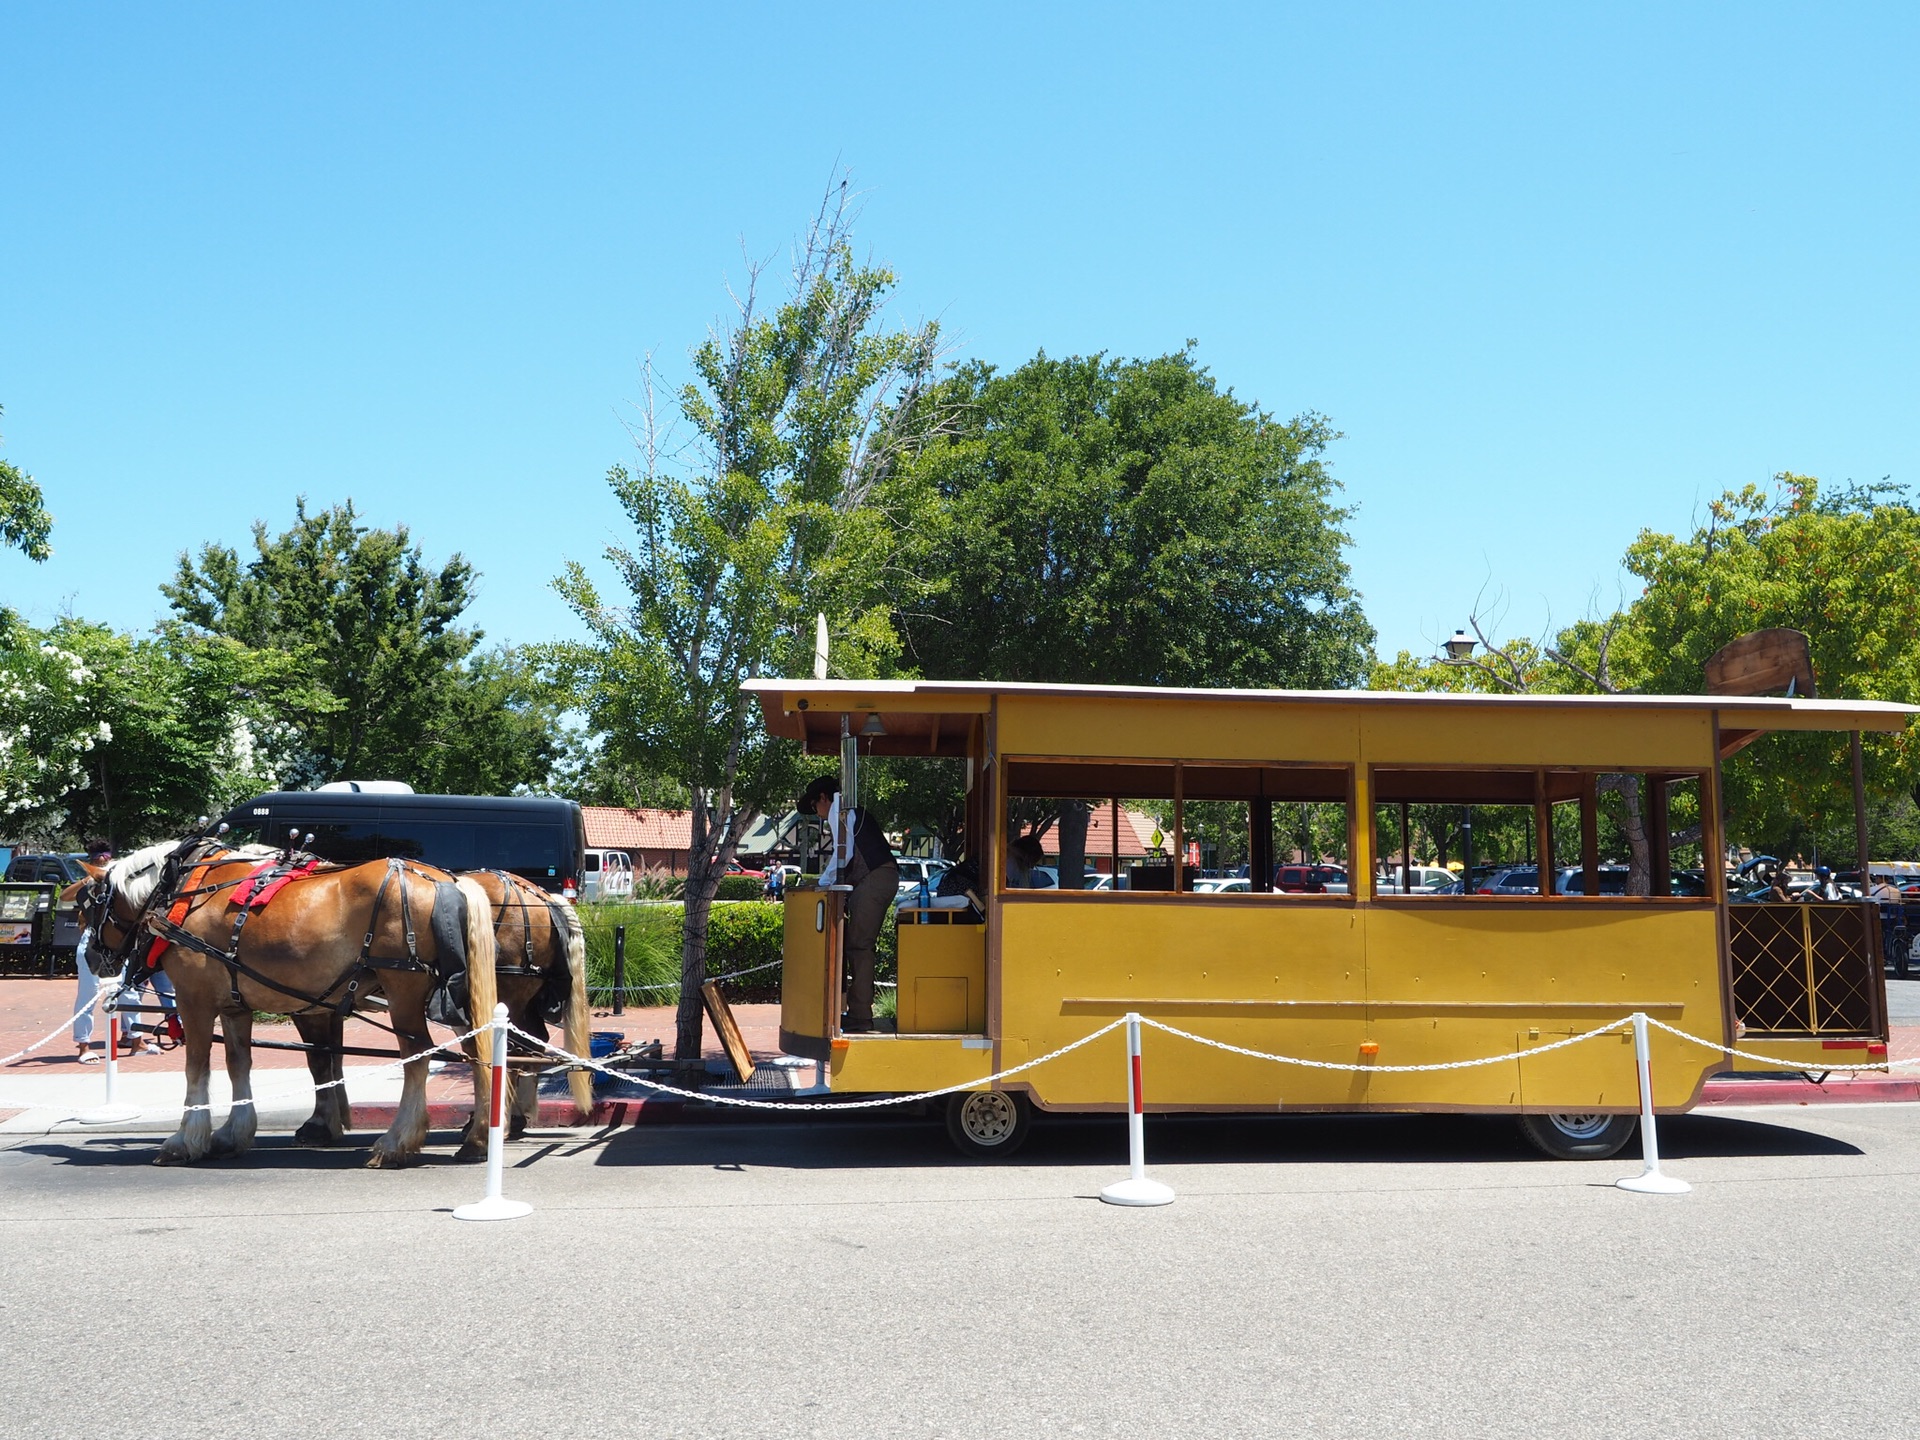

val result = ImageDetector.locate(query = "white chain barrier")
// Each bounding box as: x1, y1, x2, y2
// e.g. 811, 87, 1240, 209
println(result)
1640, 1015, 1920, 1073
1137, 1015, 1633, 1072
0, 1024, 485, 1122
586, 956, 784, 999
0, 983, 120, 1067
505, 1017, 1130, 1111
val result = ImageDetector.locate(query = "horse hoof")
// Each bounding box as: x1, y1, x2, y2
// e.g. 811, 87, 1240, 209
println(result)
507, 1115, 529, 1142
293, 1121, 340, 1147
365, 1146, 414, 1170
453, 1140, 485, 1163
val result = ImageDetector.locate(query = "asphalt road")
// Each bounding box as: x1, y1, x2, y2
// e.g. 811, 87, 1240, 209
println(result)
4, 1105, 1918, 1440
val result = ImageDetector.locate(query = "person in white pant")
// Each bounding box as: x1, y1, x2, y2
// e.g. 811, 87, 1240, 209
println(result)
71, 839, 116, 1062
72, 926, 102, 1061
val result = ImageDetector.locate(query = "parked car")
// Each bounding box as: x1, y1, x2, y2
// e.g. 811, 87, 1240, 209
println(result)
895, 857, 953, 903
1274, 864, 1348, 893
581, 847, 634, 901
1554, 866, 1710, 897
1375, 865, 1457, 894
1086, 872, 1130, 891
1192, 877, 1252, 894
1477, 866, 1539, 895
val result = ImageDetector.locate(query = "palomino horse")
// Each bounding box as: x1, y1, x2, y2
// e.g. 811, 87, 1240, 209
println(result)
81, 839, 497, 1167
291, 867, 593, 1159
452, 869, 592, 1158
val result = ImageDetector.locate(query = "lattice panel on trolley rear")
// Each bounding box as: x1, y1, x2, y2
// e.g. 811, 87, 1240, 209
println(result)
1729, 903, 1877, 1035
1729, 905, 1814, 1032
1806, 905, 1876, 1033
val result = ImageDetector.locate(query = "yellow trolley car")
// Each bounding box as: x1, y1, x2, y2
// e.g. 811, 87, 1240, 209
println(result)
750, 679, 1911, 1158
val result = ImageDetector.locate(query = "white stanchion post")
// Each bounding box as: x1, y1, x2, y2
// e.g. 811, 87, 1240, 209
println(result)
1100, 1012, 1174, 1207
454, 1003, 532, 1222
78, 987, 140, 1126
1616, 1011, 1690, 1195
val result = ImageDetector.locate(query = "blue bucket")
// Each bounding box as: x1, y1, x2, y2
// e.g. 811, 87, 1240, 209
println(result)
589, 1031, 622, 1058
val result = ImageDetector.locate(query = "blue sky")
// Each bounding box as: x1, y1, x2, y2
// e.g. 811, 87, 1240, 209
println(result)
3, 3, 1915, 665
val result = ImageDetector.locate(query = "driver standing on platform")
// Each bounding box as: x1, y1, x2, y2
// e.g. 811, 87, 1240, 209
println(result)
802, 776, 898, 1033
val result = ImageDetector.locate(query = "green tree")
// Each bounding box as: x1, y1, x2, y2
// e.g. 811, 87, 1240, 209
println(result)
55, 620, 289, 845
1614, 475, 1920, 862
889, 347, 1374, 883
1369, 474, 1920, 875
552, 182, 941, 1057
163, 498, 556, 793
0, 621, 106, 838
1, 405, 53, 597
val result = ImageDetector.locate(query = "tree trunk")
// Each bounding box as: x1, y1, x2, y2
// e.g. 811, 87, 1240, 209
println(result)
676, 794, 718, 1060
1056, 800, 1090, 890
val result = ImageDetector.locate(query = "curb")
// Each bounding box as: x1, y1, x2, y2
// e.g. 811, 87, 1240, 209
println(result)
1699, 1076, 1920, 1106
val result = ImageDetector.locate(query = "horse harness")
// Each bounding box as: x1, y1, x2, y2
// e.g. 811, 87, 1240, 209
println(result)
144, 853, 447, 1017
477, 869, 573, 1026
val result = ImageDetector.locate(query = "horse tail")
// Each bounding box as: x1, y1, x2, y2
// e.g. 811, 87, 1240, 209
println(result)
453, 875, 499, 1115
559, 897, 593, 1116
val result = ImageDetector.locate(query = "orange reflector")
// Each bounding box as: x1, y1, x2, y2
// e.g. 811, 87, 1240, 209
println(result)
1359, 1041, 1379, 1056
830, 1038, 851, 1051
1870, 1044, 1889, 1057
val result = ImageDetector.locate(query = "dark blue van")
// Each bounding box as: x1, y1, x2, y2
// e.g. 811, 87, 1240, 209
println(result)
217, 790, 587, 896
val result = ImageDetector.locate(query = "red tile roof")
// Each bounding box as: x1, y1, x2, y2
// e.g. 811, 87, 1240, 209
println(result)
581, 806, 692, 852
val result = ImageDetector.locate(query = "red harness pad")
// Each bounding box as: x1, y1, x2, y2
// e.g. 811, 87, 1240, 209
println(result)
231, 859, 324, 909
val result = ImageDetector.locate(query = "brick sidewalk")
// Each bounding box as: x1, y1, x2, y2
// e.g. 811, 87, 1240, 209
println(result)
0, 974, 780, 1065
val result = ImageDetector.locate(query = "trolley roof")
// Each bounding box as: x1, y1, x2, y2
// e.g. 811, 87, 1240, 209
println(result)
747, 678, 1916, 760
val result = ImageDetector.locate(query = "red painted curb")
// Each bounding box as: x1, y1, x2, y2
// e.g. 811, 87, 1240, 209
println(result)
1700, 1077, 1920, 1105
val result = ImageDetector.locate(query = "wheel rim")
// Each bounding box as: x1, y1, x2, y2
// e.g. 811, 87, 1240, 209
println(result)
959, 1092, 1018, 1145
1544, 1112, 1614, 1141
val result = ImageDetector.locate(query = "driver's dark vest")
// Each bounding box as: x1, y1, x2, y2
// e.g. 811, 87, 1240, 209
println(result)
844, 807, 896, 879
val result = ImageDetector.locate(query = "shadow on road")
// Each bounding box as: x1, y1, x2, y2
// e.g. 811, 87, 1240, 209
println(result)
12, 1130, 480, 1170
577, 1106, 1864, 1171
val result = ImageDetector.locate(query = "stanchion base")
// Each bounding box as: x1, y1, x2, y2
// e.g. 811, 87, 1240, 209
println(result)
1616, 1170, 1691, 1195
1100, 1177, 1176, 1207
452, 1196, 533, 1222
74, 1104, 142, 1126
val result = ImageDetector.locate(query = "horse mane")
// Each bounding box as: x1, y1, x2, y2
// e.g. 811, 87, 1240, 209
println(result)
108, 839, 280, 910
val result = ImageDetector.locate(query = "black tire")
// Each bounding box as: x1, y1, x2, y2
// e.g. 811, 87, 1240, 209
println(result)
945, 1090, 1032, 1160
1517, 1112, 1637, 1160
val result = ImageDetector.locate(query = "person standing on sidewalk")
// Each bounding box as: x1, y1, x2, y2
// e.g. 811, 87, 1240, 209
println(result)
802, 776, 898, 1033
71, 839, 113, 1061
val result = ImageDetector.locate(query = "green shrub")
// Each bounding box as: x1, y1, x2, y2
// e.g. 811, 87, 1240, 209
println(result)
715, 874, 766, 902
577, 903, 681, 1002
573, 899, 788, 1005
705, 900, 784, 1000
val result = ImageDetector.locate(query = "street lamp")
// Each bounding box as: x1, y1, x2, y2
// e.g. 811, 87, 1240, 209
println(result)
1444, 629, 1477, 662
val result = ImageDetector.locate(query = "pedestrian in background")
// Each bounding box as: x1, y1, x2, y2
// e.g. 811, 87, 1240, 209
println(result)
70, 839, 113, 1062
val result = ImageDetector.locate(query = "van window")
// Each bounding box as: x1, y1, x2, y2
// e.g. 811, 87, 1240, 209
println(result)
229, 819, 567, 881
585, 853, 601, 872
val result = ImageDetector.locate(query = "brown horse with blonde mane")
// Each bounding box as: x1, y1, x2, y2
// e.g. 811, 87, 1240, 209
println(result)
452, 868, 593, 1159
81, 838, 497, 1167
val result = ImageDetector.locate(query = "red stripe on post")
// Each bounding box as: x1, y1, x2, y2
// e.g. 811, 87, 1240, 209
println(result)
490, 1063, 506, 1128
1131, 1053, 1144, 1115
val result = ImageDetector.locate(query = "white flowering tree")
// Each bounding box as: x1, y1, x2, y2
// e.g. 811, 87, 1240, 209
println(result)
0, 624, 109, 840
0, 617, 289, 847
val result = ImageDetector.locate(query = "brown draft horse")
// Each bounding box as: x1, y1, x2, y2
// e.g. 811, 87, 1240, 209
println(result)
82, 839, 497, 1167
298, 867, 594, 1159
452, 869, 592, 1159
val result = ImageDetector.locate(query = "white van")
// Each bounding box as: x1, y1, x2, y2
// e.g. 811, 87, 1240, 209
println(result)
582, 848, 634, 900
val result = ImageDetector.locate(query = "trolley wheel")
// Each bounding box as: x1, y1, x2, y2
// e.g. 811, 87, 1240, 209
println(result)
1517, 1112, 1637, 1160
945, 1090, 1032, 1160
